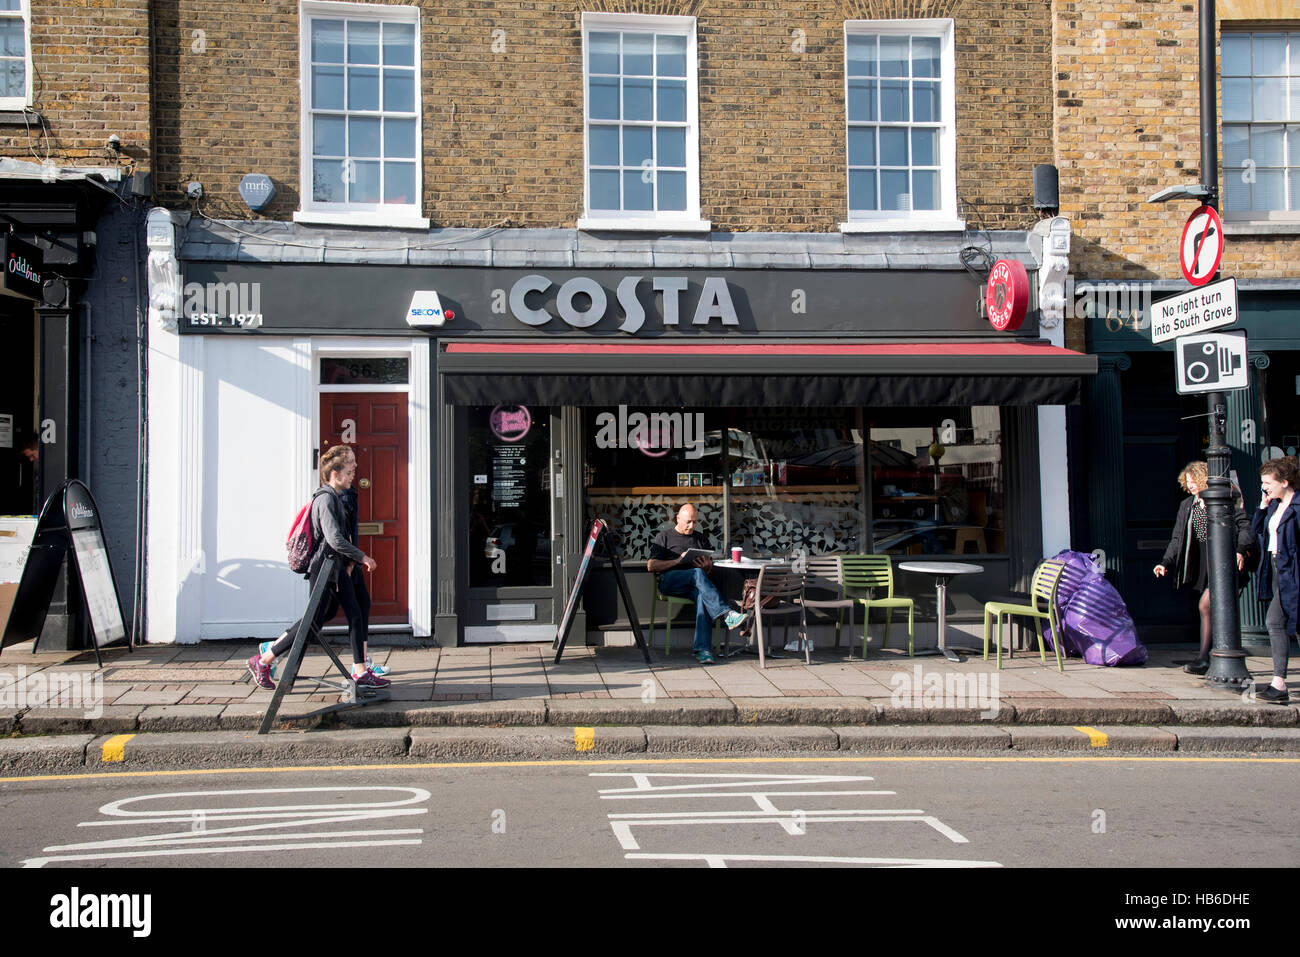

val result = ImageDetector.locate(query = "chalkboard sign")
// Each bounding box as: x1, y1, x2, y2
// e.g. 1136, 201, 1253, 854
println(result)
553, 520, 651, 665
2, 480, 131, 666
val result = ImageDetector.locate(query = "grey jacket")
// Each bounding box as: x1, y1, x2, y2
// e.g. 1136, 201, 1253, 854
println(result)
307, 485, 366, 583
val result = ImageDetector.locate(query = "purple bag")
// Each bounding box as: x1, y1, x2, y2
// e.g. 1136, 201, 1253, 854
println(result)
1045, 550, 1148, 666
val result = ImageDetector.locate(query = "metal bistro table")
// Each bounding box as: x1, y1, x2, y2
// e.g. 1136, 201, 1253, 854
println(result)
897, 561, 984, 663
714, 557, 787, 658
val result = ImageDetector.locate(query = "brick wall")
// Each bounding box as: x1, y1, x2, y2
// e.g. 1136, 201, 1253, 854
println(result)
151, 0, 1053, 231
0, 0, 151, 171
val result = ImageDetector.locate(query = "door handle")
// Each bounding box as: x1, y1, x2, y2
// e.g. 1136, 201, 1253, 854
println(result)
358, 478, 371, 489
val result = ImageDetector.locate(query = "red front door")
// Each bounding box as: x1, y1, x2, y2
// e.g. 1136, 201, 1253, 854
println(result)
321, 393, 409, 624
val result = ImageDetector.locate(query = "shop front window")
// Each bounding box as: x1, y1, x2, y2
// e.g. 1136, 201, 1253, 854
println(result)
726, 408, 865, 558
468, 405, 552, 587
870, 406, 1005, 556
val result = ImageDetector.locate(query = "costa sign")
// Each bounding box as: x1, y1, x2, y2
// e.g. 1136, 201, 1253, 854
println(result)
985, 259, 1030, 332
508, 273, 739, 334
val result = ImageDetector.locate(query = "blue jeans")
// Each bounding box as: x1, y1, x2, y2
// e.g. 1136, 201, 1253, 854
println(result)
658, 566, 729, 653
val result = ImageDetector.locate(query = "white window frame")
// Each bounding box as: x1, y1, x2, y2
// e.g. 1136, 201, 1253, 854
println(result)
1220, 27, 1300, 224
840, 18, 962, 233
0, 0, 32, 110
295, 0, 428, 230
577, 12, 709, 233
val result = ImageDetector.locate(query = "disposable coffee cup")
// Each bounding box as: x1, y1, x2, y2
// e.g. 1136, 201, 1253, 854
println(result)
731, 546, 743, 562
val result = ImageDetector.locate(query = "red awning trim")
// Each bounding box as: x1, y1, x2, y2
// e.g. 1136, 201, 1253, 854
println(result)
444, 340, 1087, 359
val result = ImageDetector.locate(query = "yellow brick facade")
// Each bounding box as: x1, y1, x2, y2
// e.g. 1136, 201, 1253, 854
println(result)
147, 0, 1054, 231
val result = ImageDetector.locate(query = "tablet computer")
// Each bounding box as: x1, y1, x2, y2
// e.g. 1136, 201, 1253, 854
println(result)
677, 548, 716, 562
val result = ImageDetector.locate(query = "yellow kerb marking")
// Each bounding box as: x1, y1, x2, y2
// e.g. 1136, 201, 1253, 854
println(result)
574, 727, 595, 752
1075, 726, 1108, 748
101, 734, 135, 763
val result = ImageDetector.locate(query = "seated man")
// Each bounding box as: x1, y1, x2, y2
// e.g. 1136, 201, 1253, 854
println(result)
647, 503, 748, 664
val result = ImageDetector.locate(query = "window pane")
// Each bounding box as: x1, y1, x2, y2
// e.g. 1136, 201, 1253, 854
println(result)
657, 127, 686, 168
382, 22, 415, 66
880, 35, 908, 76
1292, 78, 1300, 121
913, 80, 939, 122
1290, 168, 1300, 210
0, 0, 22, 10
0, 19, 23, 57
849, 169, 877, 210
383, 117, 416, 158
313, 114, 346, 156
383, 162, 415, 204
623, 125, 652, 167
350, 160, 381, 203
880, 127, 908, 166
591, 170, 620, 209
847, 127, 876, 166
383, 68, 415, 112
912, 169, 939, 210
312, 65, 345, 110
1222, 77, 1251, 121
657, 34, 686, 77
349, 116, 380, 157
590, 125, 619, 166
347, 20, 380, 64
657, 79, 686, 122
912, 36, 940, 78
469, 404, 554, 587
624, 77, 652, 121
881, 79, 908, 122
1223, 124, 1249, 167
347, 67, 380, 111
311, 19, 345, 63
623, 169, 653, 210
624, 33, 653, 75
1, 56, 21, 96
589, 76, 619, 119
313, 159, 344, 202
848, 80, 877, 122
911, 127, 937, 166
659, 171, 686, 211
882, 170, 911, 210
1254, 34, 1286, 75
1255, 77, 1285, 120
1223, 170, 1251, 211
1253, 123, 1285, 166
1220, 34, 1250, 76
1290, 125, 1300, 166
846, 35, 877, 77
1255, 168, 1285, 209
320, 357, 410, 385
589, 32, 619, 74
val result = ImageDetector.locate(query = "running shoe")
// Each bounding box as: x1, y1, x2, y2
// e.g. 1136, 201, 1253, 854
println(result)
260, 641, 280, 679
247, 654, 276, 690
353, 669, 392, 689
723, 610, 750, 630
365, 656, 389, 677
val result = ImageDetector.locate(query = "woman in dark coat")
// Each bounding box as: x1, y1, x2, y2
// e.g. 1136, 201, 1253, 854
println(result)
1153, 461, 1255, 674
1253, 456, 1299, 704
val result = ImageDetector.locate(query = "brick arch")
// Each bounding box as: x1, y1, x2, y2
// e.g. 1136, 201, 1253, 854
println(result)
841, 0, 965, 19
579, 0, 707, 16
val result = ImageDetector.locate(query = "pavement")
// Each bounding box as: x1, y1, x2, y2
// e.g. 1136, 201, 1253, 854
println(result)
0, 637, 1297, 772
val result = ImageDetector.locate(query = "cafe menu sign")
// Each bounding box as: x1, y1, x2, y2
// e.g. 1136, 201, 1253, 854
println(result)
2, 235, 43, 302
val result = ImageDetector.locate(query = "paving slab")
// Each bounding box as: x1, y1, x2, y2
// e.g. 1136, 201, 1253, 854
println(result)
548, 698, 734, 726
408, 726, 645, 760
836, 725, 1011, 751
643, 725, 839, 753
0, 735, 93, 775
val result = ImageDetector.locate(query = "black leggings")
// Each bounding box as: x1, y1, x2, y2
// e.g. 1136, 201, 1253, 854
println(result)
272, 566, 369, 665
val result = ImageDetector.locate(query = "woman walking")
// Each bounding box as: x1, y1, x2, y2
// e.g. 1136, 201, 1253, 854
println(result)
1253, 456, 1299, 704
1153, 461, 1255, 674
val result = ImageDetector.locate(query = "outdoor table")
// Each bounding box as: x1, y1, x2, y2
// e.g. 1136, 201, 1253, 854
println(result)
897, 561, 984, 662
714, 557, 788, 658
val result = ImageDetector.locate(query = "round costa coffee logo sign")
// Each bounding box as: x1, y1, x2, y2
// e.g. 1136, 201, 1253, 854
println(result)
985, 259, 1030, 332
489, 405, 532, 442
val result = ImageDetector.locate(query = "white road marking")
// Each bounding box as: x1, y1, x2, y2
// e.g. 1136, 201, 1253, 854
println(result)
624, 853, 1003, 868
22, 786, 430, 868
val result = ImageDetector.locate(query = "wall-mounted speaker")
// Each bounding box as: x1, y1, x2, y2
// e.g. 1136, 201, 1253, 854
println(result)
1033, 164, 1059, 210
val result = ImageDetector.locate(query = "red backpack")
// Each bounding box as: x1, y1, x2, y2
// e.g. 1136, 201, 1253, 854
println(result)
286, 489, 330, 573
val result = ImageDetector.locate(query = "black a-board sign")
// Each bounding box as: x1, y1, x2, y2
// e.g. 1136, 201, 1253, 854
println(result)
553, 519, 652, 665
2, 480, 131, 667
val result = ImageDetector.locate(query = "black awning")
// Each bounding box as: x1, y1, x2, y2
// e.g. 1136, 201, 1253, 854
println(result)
440, 340, 1097, 407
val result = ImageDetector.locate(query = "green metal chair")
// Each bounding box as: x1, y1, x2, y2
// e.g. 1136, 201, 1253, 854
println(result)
982, 559, 1066, 671
649, 575, 718, 655
842, 555, 914, 658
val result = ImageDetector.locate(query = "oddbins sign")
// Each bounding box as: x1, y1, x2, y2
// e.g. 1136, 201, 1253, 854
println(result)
985, 259, 1030, 332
